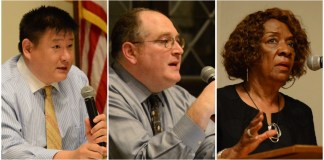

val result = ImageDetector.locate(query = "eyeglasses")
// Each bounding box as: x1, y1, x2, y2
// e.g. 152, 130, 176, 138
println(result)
132, 37, 185, 49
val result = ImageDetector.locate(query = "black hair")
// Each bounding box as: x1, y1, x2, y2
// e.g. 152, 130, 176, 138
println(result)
18, 5, 78, 53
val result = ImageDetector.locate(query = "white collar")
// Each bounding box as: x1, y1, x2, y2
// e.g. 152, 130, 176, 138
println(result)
17, 56, 60, 93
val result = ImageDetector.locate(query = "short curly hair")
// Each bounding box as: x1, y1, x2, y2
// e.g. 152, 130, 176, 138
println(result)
222, 7, 310, 82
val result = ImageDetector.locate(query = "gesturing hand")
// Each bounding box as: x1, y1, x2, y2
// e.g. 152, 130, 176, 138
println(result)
232, 111, 278, 158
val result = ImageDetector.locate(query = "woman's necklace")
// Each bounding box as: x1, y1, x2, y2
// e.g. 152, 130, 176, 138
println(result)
242, 84, 282, 143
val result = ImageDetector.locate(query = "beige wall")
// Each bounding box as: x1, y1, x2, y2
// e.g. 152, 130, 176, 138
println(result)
217, 1, 323, 145
1, 1, 74, 64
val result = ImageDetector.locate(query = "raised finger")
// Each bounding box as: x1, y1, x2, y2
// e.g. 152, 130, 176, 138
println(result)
245, 112, 264, 139
247, 112, 264, 131
256, 129, 278, 142
249, 111, 264, 126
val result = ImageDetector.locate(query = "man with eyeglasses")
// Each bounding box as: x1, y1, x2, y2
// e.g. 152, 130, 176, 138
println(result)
109, 8, 215, 159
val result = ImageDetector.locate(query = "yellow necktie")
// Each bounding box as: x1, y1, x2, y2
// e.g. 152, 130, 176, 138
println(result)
44, 86, 62, 149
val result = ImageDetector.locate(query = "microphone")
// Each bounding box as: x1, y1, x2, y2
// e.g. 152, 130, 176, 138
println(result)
81, 86, 106, 147
201, 66, 215, 83
201, 66, 216, 120
307, 55, 322, 71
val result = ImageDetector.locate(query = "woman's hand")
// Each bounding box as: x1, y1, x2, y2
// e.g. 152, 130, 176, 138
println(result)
219, 111, 278, 158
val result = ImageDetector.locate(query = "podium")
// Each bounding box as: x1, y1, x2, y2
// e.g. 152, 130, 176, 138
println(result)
245, 145, 322, 159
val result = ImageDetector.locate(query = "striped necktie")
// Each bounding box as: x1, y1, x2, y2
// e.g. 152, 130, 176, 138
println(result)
148, 95, 162, 135
44, 86, 62, 149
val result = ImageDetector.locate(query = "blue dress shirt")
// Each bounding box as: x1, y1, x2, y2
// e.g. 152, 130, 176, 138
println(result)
2, 55, 89, 159
109, 62, 215, 159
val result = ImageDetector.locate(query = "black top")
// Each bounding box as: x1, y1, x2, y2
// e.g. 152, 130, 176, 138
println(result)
217, 84, 317, 154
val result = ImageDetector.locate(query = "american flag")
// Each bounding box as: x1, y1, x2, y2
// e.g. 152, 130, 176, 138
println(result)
78, 1, 107, 114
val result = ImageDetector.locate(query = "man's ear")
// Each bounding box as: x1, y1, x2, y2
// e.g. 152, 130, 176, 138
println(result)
121, 42, 138, 64
21, 39, 33, 60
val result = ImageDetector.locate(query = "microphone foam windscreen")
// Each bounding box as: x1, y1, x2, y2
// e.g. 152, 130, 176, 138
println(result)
200, 66, 215, 83
307, 56, 321, 71
81, 86, 95, 98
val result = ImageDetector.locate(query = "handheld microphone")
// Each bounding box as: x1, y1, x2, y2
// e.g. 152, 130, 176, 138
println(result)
201, 66, 215, 83
307, 55, 322, 71
81, 86, 106, 147
200, 66, 216, 120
